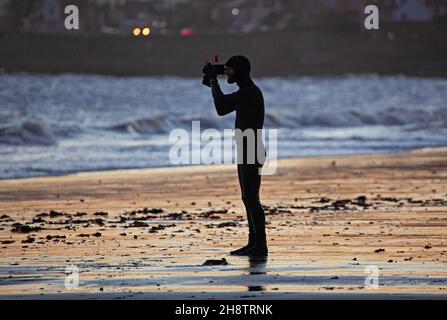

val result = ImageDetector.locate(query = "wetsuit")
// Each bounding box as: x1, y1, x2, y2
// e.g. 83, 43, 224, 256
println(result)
208, 57, 267, 254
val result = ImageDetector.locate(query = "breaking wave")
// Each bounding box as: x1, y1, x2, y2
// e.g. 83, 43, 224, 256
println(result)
0, 121, 57, 145
109, 107, 447, 135
264, 107, 447, 128
3, 107, 445, 147
108, 114, 233, 134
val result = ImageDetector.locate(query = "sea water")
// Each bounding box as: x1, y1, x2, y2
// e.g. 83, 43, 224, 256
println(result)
1, 74, 446, 179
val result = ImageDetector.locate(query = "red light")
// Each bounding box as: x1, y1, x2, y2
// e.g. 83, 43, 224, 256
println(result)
180, 28, 194, 37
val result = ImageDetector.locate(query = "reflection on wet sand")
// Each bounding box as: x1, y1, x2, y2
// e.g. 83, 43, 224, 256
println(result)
246, 257, 267, 292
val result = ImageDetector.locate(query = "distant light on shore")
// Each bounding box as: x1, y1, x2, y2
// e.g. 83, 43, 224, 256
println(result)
133, 27, 150, 37
180, 28, 194, 37
132, 27, 141, 36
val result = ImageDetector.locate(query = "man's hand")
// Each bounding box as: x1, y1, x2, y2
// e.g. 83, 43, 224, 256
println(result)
205, 63, 217, 81
202, 74, 211, 87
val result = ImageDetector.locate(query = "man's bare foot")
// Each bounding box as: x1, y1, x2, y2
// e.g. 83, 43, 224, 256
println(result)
230, 244, 255, 255
239, 245, 268, 257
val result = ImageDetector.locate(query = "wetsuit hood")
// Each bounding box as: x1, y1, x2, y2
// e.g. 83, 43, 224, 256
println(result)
225, 55, 252, 86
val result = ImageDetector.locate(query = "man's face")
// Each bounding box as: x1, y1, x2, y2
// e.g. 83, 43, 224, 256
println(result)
224, 66, 236, 84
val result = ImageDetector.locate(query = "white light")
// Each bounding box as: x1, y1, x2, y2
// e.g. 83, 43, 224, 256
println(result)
232, 8, 240, 16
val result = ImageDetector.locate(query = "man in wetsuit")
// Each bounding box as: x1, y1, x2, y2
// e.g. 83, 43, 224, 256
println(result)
203, 55, 268, 256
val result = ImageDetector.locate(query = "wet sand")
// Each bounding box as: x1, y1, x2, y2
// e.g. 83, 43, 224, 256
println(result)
0, 148, 446, 299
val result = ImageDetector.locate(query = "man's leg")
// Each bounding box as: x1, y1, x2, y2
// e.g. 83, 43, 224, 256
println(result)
230, 165, 256, 255
239, 164, 256, 246
240, 164, 267, 256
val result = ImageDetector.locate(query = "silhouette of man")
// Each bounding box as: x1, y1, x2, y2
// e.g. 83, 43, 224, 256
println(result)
203, 56, 268, 256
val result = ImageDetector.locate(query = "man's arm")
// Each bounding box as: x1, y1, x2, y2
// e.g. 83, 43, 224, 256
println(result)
210, 79, 240, 116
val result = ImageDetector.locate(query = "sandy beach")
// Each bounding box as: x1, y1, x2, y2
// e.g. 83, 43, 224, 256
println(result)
0, 148, 446, 299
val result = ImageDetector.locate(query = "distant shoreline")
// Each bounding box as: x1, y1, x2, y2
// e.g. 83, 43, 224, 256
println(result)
2, 70, 447, 80
1, 24, 447, 77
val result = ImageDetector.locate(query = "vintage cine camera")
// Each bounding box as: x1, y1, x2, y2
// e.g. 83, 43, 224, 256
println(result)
202, 64, 225, 75
202, 54, 225, 87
